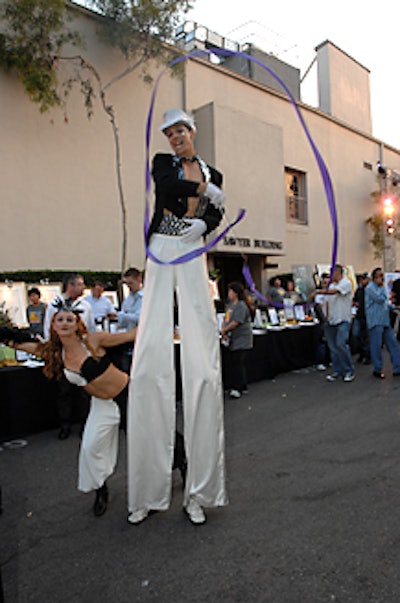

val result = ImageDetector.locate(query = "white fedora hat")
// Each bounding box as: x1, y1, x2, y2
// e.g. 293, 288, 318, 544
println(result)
160, 109, 196, 132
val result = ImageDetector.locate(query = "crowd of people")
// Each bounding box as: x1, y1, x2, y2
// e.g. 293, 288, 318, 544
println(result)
310, 264, 400, 382
264, 264, 400, 385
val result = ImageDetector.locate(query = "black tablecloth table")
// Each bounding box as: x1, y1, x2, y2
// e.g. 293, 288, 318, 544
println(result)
222, 325, 320, 388
0, 325, 320, 438
0, 365, 58, 438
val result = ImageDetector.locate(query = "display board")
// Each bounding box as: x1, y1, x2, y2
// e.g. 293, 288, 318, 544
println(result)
292, 264, 315, 300
0, 282, 28, 327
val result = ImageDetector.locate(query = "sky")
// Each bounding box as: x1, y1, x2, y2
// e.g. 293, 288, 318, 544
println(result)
184, 0, 400, 152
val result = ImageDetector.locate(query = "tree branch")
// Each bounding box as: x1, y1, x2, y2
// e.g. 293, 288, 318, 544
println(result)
59, 54, 128, 275
103, 54, 146, 90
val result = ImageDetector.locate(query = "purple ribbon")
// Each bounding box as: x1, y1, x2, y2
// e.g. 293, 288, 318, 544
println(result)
145, 48, 338, 276
242, 263, 284, 310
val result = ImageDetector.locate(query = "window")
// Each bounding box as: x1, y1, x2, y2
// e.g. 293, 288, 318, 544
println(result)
285, 168, 307, 225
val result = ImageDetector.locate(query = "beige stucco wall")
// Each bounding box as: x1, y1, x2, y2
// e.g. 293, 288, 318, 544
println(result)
1, 6, 399, 281
1, 7, 173, 272
317, 41, 372, 135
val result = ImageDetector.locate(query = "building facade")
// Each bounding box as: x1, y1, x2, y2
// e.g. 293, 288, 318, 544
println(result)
1, 5, 399, 296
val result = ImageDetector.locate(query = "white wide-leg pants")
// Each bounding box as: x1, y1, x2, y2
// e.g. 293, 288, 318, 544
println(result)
127, 234, 228, 514
78, 397, 120, 493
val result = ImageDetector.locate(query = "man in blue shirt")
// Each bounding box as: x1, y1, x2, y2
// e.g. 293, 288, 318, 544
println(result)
118, 267, 143, 330
365, 266, 400, 379
116, 267, 143, 374
84, 281, 116, 324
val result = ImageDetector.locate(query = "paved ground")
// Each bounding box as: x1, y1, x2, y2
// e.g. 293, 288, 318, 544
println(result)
2, 354, 400, 603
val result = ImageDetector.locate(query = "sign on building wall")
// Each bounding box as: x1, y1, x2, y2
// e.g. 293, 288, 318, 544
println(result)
221, 235, 283, 251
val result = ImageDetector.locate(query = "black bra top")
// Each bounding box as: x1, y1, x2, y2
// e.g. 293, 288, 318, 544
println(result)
80, 354, 111, 383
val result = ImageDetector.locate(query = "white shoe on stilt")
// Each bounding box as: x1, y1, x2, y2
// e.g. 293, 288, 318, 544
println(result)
184, 499, 206, 525
127, 508, 148, 524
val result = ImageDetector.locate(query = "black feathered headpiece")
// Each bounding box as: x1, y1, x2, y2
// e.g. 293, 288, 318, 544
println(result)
51, 297, 84, 314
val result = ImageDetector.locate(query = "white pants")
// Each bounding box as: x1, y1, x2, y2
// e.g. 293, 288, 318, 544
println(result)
78, 396, 120, 493
127, 234, 228, 513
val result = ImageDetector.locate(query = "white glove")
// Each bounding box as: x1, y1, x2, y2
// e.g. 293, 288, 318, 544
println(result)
205, 182, 225, 210
181, 218, 207, 243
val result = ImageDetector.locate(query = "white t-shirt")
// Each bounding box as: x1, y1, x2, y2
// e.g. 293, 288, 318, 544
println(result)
326, 277, 353, 325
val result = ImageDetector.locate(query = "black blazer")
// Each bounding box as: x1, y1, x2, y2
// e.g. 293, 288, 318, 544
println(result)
147, 153, 224, 242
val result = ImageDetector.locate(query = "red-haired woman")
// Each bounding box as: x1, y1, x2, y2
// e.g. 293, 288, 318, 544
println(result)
2, 299, 136, 517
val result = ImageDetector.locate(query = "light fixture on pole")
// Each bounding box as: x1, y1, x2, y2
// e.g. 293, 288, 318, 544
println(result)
383, 195, 396, 235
